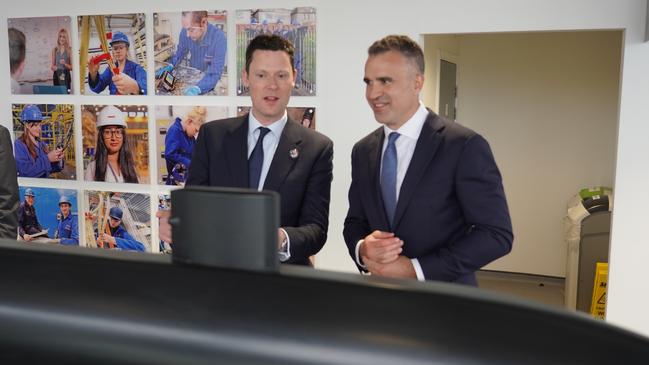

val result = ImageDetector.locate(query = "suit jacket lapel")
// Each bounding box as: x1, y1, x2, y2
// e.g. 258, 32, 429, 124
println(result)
367, 128, 390, 230
392, 112, 444, 230
263, 118, 301, 192
224, 115, 249, 187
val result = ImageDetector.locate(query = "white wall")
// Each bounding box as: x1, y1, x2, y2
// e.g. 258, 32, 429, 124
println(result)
435, 31, 621, 277
2, 0, 649, 337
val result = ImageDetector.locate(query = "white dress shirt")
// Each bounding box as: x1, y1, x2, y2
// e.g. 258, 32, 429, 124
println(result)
84, 160, 125, 183
356, 102, 429, 281
247, 111, 291, 261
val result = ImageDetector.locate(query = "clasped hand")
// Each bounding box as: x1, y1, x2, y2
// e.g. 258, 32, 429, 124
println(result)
360, 230, 416, 279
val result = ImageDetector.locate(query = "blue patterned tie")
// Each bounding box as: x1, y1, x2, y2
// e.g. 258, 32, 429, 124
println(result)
249, 127, 271, 189
381, 132, 400, 228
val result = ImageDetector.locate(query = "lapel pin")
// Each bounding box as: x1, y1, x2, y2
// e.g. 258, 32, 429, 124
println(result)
289, 147, 299, 159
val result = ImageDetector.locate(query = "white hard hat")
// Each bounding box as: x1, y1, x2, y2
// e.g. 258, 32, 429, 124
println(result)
96, 105, 127, 128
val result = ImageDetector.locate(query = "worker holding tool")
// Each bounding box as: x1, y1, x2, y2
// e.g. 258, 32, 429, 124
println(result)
87, 31, 147, 95
14, 104, 64, 178
96, 207, 145, 251
155, 11, 226, 95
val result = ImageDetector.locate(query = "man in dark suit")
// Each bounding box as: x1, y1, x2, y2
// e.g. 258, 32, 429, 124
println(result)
0, 125, 19, 239
344, 35, 512, 285
158, 35, 333, 266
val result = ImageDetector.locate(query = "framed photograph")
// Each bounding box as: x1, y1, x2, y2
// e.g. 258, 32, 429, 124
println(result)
83, 190, 151, 252
153, 11, 228, 96
17, 186, 78, 245
81, 105, 149, 184
7, 16, 73, 94
155, 105, 228, 185
236, 7, 316, 96
77, 13, 147, 95
12, 104, 76, 180
157, 192, 172, 254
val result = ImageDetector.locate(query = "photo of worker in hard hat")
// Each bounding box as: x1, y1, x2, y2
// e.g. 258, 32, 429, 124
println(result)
78, 13, 147, 95
84, 190, 151, 252
236, 8, 316, 96
8, 16, 73, 94
155, 105, 228, 185
17, 187, 77, 245
12, 104, 76, 180
82, 105, 149, 184
54, 195, 79, 245
153, 11, 227, 96
17, 188, 46, 241
237, 106, 316, 130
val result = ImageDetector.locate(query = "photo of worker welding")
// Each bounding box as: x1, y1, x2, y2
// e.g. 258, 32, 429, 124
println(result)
12, 104, 76, 180
82, 105, 149, 184
153, 11, 227, 96
17, 186, 78, 245
7, 16, 73, 94
237, 106, 316, 130
84, 190, 150, 252
236, 7, 316, 96
156, 105, 228, 185
78, 13, 147, 95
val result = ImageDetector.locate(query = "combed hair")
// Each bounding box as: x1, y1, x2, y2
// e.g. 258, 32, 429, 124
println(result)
368, 35, 425, 74
245, 34, 294, 73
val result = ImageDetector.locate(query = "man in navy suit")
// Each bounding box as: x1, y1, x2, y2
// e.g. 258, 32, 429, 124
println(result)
158, 35, 333, 266
344, 35, 512, 285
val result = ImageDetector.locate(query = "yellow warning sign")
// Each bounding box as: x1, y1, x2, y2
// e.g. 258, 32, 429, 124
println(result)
590, 262, 608, 319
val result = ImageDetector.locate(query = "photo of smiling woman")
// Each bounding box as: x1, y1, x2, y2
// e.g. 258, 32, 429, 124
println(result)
83, 105, 149, 184
14, 105, 63, 178
12, 104, 76, 180
51, 28, 72, 92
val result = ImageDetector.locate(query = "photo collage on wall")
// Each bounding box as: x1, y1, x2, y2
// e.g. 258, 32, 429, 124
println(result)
6, 7, 318, 254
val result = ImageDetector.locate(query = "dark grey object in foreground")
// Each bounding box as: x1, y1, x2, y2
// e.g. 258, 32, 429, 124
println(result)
171, 186, 280, 272
0, 240, 648, 364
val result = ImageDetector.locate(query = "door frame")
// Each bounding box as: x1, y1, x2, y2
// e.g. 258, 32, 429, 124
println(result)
435, 50, 459, 118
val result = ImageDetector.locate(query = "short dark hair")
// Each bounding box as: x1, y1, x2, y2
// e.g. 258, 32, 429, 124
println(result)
8, 28, 26, 74
245, 34, 295, 73
368, 35, 425, 74
189, 11, 208, 26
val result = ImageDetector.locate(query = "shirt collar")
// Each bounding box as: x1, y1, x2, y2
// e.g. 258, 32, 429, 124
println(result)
383, 102, 428, 140
248, 110, 288, 139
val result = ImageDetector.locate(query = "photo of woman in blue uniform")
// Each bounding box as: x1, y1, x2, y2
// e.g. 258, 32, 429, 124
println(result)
164, 106, 206, 185
87, 31, 147, 95
54, 195, 78, 245
14, 104, 63, 178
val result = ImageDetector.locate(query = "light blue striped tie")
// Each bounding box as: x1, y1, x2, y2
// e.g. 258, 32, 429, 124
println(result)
381, 132, 400, 228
